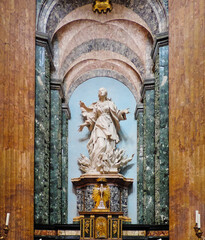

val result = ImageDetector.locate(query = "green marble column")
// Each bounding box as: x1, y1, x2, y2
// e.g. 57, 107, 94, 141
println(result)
136, 105, 144, 224
50, 82, 63, 224
142, 79, 155, 224
154, 44, 169, 224
61, 103, 70, 224
35, 45, 50, 224
154, 53, 160, 224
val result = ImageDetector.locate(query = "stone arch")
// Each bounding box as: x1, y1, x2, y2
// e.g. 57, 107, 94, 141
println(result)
37, 0, 168, 36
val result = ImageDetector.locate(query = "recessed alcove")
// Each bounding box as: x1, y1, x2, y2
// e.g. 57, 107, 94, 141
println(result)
68, 77, 137, 223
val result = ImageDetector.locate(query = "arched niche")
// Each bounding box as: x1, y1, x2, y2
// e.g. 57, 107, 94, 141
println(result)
67, 77, 137, 223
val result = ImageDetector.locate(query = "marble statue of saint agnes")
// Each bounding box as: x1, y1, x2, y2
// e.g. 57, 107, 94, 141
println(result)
78, 87, 133, 174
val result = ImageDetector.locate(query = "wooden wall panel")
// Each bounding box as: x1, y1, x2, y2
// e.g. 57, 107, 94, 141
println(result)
169, 0, 205, 239
0, 0, 35, 239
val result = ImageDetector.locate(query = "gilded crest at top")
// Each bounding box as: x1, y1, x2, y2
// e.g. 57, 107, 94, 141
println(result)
93, 0, 113, 13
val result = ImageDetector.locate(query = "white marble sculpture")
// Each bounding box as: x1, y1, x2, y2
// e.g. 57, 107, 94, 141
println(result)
78, 87, 133, 174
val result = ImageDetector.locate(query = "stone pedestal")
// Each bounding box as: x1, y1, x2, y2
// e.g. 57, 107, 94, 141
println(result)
72, 174, 133, 239
72, 174, 133, 216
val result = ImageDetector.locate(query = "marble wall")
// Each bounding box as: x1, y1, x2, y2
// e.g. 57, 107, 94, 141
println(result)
155, 46, 169, 224
35, 46, 50, 224
143, 86, 155, 224
50, 89, 62, 224
61, 107, 69, 223
136, 39, 169, 225
35, 41, 69, 225
137, 108, 144, 224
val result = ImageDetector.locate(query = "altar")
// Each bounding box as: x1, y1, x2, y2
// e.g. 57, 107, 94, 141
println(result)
72, 175, 133, 240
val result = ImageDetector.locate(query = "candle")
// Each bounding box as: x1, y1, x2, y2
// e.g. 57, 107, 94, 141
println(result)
196, 210, 199, 224
6, 213, 10, 226
198, 213, 201, 229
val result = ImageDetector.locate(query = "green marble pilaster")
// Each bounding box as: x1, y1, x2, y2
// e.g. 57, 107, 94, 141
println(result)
152, 34, 169, 224
50, 86, 63, 224
61, 104, 70, 224
142, 80, 155, 224
154, 53, 161, 224
136, 105, 144, 224
158, 45, 169, 223
35, 45, 50, 224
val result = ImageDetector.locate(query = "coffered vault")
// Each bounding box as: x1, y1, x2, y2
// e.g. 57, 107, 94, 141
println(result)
36, 0, 168, 104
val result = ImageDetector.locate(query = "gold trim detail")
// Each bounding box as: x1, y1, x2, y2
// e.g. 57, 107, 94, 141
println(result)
92, 0, 113, 14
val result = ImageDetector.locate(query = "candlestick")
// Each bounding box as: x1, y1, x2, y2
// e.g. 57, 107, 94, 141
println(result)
196, 210, 199, 225
198, 214, 201, 229
194, 211, 204, 240
5, 213, 10, 226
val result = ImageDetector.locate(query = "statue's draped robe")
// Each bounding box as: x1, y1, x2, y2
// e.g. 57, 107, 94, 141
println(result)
85, 100, 125, 171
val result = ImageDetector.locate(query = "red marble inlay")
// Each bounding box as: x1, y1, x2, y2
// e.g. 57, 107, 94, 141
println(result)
147, 230, 169, 236
35, 230, 57, 236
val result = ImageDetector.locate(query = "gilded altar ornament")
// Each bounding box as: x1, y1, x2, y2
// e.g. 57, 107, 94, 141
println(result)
84, 220, 90, 234
113, 220, 118, 234
95, 216, 107, 238
92, 181, 110, 211
93, 0, 112, 13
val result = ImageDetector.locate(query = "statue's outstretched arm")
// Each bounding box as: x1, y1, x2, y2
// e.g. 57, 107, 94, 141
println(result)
80, 101, 92, 112
119, 108, 130, 120
78, 121, 89, 132
79, 101, 96, 132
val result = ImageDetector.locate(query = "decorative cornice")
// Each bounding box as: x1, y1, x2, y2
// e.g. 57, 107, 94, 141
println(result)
140, 78, 155, 102
62, 103, 71, 120
50, 79, 64, 100
36, 31, 55, 69
151, 32, 169, 63
134, 104, 144, 120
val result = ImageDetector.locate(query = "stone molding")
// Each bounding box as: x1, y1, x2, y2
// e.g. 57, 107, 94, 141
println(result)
62, 103, 71, 119
134, 104, 144, 120
36, 31, 54, 69
50, 79, 64, 100
151, 32, 169, 63
140, 78, 155, 102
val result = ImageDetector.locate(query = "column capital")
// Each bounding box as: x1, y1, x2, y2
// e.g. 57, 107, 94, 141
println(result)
135, 104, 144, 120
50, 79, 65, 101
140, 78, 155, 102
36, 31, 54, 69
62, 103, 71, 119
151, 32, 169, 63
